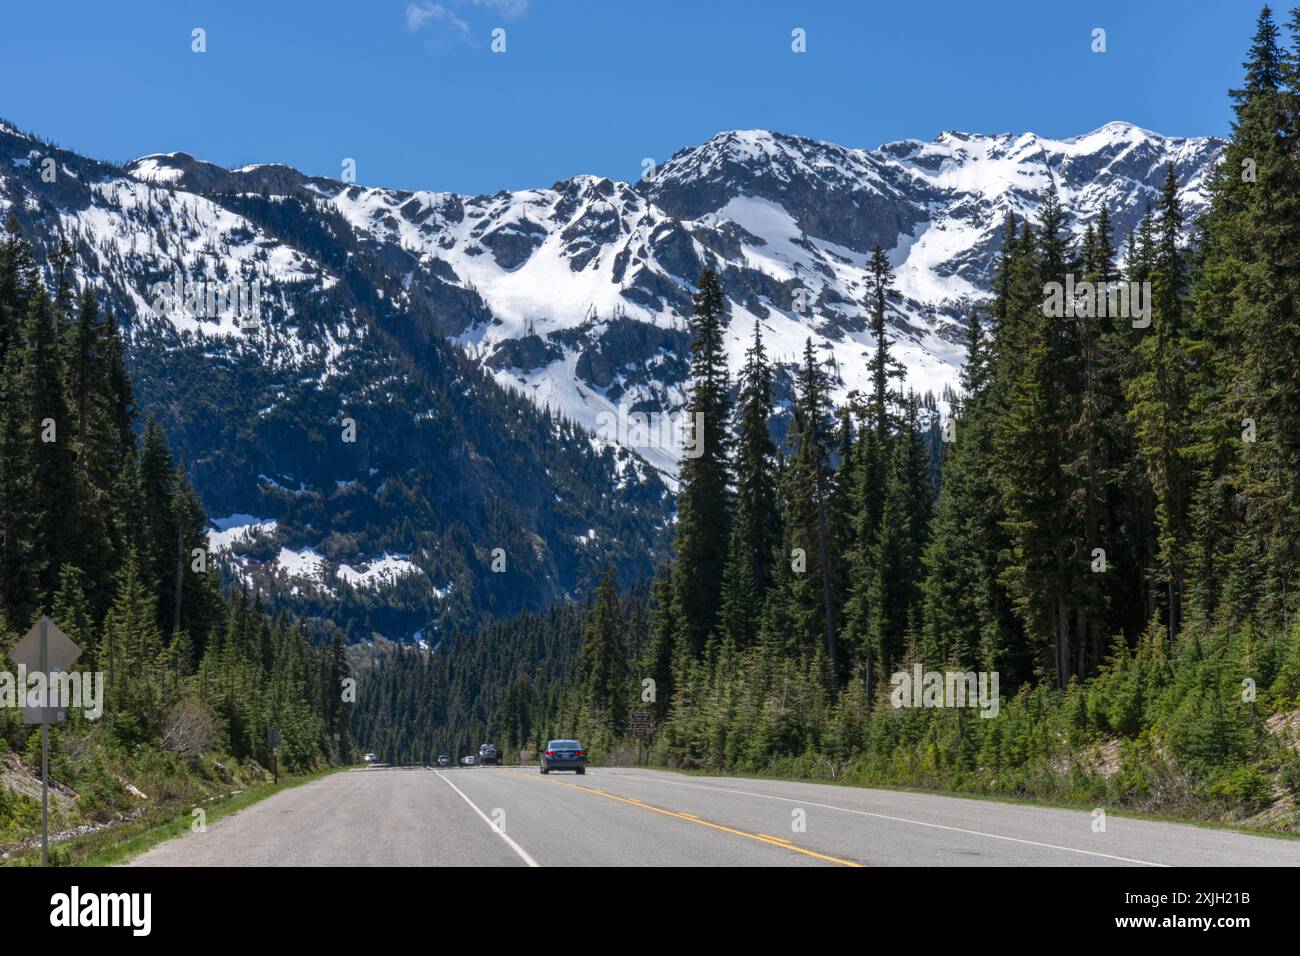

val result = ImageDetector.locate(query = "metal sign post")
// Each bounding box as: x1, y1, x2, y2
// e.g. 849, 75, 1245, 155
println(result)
12, 617, 81, 866
41, 618, 48, 866
268, 726, 280, 783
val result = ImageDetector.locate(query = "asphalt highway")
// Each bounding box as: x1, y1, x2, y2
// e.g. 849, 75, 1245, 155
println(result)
126, 765, 1300, 867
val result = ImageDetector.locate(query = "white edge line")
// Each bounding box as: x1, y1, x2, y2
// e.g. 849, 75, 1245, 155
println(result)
614, 774, 1168, 867
435, 769, 541, 867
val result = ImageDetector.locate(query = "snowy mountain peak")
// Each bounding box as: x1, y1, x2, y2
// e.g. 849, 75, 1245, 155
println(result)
0, 120, 1224, 479
0, 115, 1227, 642
125, 152, 203, 184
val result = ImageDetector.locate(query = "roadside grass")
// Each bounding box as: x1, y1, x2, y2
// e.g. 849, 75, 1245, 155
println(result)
5, 766, 347, 867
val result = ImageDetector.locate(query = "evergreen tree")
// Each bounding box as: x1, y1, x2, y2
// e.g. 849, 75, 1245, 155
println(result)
645, 570, 677, 721
578, 568, 628, 733
18, 287, 79, 602
1128, 165, 1192, 639
718, 320, 780, 650
1229, 5, 1300, 625
0, 340, 40, 624
780, 339, 838, 673
863, 245, 905, 535
843, 248, 905, 687
671, 268, 733, 658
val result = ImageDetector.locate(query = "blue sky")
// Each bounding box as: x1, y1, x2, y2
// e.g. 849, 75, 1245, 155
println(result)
0, 0, 1265, 195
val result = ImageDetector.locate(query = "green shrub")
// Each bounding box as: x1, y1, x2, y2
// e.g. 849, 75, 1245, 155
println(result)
76, 757, 127, 822
1207, 766, 1272, 812
0, 781, 14, 829
1112, 739, 1155, 803
1278, 757, 1300, 796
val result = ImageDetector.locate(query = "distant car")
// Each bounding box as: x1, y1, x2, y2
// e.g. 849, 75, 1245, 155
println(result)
460, 755, 476, 766
540, 739, 586, 774
478, 743, 499, 766
436, 754, 450, 767
364, 753, 377, 764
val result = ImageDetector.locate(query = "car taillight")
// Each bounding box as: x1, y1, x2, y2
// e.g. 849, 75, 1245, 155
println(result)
546, 751, 556, 756
574, 750, 586, 757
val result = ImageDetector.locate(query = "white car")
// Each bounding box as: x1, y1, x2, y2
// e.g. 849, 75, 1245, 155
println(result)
364, 753, 377, 763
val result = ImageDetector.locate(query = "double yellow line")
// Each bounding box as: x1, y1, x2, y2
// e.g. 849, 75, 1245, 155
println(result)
507, 770, 862, 867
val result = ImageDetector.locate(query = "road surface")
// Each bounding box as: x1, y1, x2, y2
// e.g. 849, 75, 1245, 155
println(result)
127, 766, 1300, 867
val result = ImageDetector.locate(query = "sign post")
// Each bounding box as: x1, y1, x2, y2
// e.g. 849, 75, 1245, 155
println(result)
41, 618, 48, 866
12, 617, 82, 866
630, 710, 653, 766
268, 726, 280, 783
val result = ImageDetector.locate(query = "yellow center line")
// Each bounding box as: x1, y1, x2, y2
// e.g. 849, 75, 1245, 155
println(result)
505, 769, 861, 867
757, 833, 793, 844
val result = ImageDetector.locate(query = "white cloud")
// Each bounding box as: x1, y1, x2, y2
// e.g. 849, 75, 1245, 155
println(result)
406, 0, 528, 37
405, 3, 471, 35
470, 0, 529, 17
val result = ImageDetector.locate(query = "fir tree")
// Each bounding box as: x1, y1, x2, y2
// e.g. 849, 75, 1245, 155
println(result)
1128, 165, 1192, 639
578, 568, 628, 733
778, 338, 838, 675
718, 320, 780, 650
671, 268, 733, 657
18, 288, 78, 602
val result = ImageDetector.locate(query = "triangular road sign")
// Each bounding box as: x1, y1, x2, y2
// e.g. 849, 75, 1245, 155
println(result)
9, 617, 82, 672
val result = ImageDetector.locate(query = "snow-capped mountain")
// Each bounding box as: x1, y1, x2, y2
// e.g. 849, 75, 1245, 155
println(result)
0, 117, 1222, 640
112, 121, 1220, 475
5, 118, 1220, 474
0, 118, 677, 643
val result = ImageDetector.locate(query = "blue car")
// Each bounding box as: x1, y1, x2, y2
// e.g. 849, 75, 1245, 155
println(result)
540, 739, 586, 774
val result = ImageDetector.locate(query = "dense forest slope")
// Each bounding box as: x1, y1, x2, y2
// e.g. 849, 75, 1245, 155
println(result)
0, 128, 674, 643
355, 8, 1300, 830
0, 227, 349, 857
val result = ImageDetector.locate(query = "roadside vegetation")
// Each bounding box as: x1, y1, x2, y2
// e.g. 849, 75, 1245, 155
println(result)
0, 223, 353, 862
